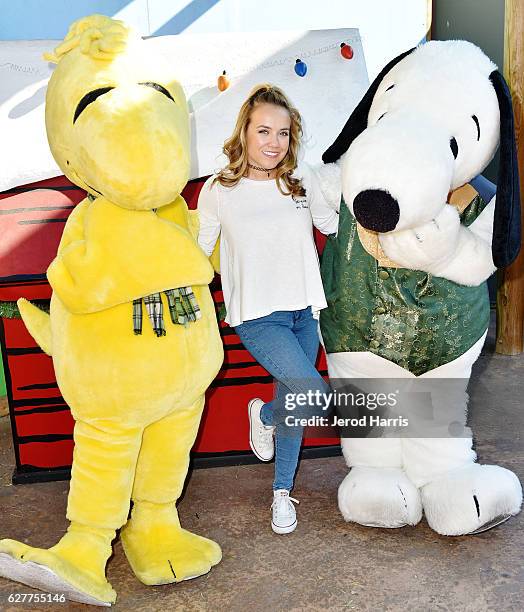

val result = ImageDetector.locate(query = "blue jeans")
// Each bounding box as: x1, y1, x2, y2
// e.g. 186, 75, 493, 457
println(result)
234, 308, 331, 491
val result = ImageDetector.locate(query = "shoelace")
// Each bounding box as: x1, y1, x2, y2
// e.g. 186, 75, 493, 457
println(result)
271, 493, 300, 511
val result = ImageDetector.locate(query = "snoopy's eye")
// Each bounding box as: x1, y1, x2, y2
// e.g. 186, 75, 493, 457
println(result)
385, 84, 395, 92
73, 87, 115, 124
138, 82, 175, 102
450, 137, 459, 159
472, 115, 480, 140
377, 113, 387, 122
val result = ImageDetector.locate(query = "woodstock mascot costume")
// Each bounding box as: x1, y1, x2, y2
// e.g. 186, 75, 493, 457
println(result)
319, 40, 523, 536
0, 15, 223, 605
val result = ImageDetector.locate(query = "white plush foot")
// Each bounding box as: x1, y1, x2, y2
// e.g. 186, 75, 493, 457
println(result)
421, 464, 523, 536
0, 553, 112, 607
338, 467, 422, 528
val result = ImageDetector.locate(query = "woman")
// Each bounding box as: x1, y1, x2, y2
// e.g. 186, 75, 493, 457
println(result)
198, 84, 338, 534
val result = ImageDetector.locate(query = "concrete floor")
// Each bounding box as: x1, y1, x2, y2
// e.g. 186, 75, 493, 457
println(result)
0, 318, 523, 611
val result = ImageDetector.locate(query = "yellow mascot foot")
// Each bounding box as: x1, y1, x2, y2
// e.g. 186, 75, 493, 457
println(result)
121, 501, 222, 585
0, 525, 116, 607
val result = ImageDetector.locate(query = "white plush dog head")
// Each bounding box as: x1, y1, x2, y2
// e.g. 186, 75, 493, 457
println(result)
324, 40, 520, 268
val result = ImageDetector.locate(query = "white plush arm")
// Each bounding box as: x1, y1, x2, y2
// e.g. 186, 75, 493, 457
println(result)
467, 194, 495, 244
310, 162, 342, 212
379, 200, 496, 286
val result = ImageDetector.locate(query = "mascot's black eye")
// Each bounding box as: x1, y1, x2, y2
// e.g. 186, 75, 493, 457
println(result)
138, 82, 175, 102
385, 84, 395, 92
377, 113, 387, 122
450, 137, 458, 159
472, 115, 480, 140
73, 87, 115, 124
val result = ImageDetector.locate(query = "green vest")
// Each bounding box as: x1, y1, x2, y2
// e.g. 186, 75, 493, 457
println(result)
320, 196, 490, 376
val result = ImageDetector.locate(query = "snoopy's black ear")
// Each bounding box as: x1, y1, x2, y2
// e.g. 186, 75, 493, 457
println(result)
322, 47, 415, 164
489, 70, 521, 268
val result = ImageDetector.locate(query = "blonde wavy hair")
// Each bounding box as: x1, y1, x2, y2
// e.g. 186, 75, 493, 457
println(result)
214, 84, 305, 197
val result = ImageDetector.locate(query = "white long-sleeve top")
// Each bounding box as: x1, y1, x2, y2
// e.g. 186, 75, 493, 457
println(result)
197, 164, 339, 327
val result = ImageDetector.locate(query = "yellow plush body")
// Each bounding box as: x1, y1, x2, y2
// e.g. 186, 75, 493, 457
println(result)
0, 15, 223, 606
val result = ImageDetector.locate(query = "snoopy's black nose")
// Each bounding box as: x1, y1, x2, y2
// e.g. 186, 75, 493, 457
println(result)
353, 189, 400, 232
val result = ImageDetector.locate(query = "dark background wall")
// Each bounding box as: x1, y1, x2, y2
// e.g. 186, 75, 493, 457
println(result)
432, 0, 505, 182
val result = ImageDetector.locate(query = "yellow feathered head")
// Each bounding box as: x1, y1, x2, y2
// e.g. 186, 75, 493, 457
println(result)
44, 14, 190, 210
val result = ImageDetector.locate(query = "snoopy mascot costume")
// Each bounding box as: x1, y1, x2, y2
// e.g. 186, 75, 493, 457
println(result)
319, 40, 522, 536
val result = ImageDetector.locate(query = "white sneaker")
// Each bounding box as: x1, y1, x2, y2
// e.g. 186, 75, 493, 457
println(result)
271, 489, 299, 534
248, 398, 275, 461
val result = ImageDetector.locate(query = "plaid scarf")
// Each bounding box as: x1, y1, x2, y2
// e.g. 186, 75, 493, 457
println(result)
133, 287, 201, 337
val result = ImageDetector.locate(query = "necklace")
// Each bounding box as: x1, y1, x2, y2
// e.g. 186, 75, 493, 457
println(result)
247, 162, 275, 178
